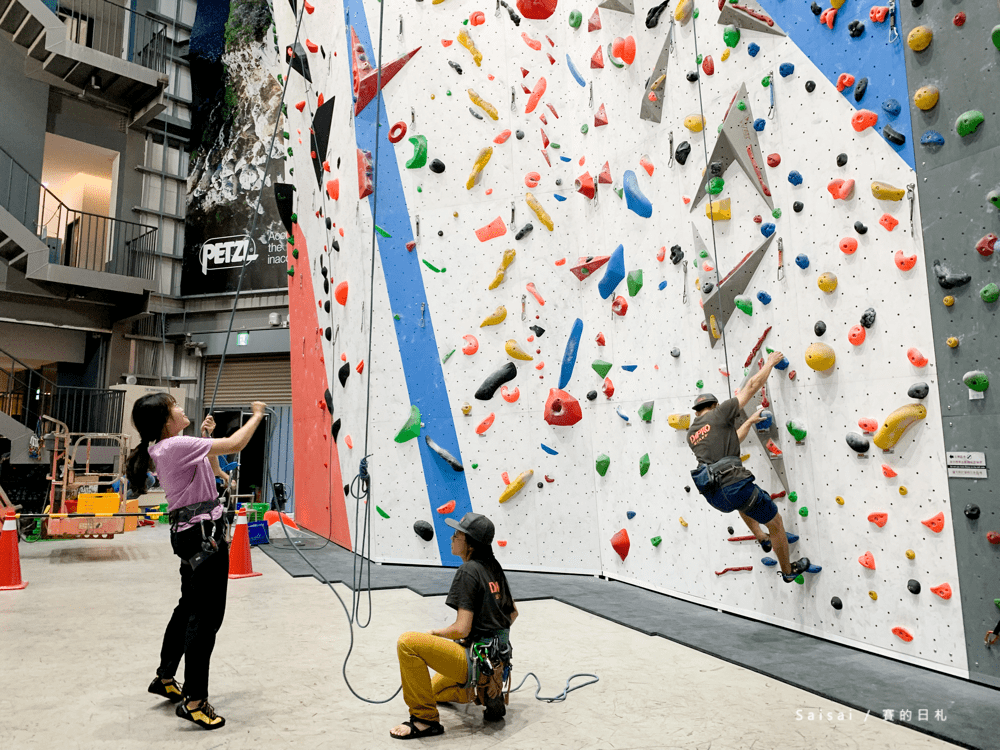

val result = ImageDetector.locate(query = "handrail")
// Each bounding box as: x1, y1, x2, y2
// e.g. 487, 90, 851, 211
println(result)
0, 345, 60, 390
53, 0, 169, 75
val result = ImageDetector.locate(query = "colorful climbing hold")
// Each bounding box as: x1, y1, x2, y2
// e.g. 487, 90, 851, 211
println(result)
596, 453, 611, 477
907, 25, 932, 51
873, 404, 927, 450
922, 512, 945, 534
956, 110, 985, 137
805, 342, 836, 371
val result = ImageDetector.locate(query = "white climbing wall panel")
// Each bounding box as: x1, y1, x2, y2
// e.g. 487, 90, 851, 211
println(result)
274, 0, 969, 676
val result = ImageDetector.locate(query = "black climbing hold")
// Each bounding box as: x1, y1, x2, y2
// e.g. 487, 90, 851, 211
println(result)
836, 153, 848, 167
727, 526, 734, 535
285, 42, 312, 82
684, 486, 691, 493
645, 0, 671, 28
338, 362, 350, 388
860, 307, 876, 328
343, 484, 350, 497
846, 432, 870, 453
848, 20, 865, 38
323, 278, 329, 294
814, 320, 827, 336
675, 141, 691, 166
932, 260, 971, 289
709, 161, 723, 177
907, 382, 929, 399
586, 390, 598, 401
831, 596, 843, 610
321, 265, 328, 277
332, 418, 341, 442
964, 504, 981, 520
437, 230, 444, 237
555, 179, 562, 186
805, 80, 816, 93
883, 124, 906, 146
475, 362, 517, 400
529, 325, 545, 337
499, 0, 521, 25
686, 70, 699, 82
324, 388, 334, 414
336, 157, 341, 169
425, 434, 464, 471
854, 221, 868, 234
324, 300, 330, 313
670, 347, 680, 357
326, 217, 332, 230
310, 97, 336, 190
669, 245, 685, 264
537, 481, 543, 488
793, 201, 804, 213
515, 130, 525, 140
448, 60, 463, 74
854, 77, 868, 101
324, 327, 332, 341
702, 282, 714, 294
810, 1, 822, 14
332, 239, 340, 252
907, 579, 921, 595
469, 107, 483, 120
429, 159, 446, 173
911, 0, 922, 6
414, 520, 435, 542
515, 222, 534, 240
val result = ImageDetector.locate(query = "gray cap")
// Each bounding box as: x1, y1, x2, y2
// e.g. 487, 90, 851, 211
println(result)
693, 393, 719, 410
445, 512, 495, 545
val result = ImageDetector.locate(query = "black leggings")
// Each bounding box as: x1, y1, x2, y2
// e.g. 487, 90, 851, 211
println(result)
156, 519, 229, 701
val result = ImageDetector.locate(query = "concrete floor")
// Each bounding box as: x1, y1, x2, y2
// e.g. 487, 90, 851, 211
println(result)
1, 526, 963, 750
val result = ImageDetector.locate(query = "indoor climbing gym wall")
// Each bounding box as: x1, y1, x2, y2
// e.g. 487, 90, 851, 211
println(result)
272, 0, 1000, 682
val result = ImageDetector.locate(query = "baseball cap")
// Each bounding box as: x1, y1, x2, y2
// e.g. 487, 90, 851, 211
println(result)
693, 393, 719, 410
445, 512, 495, 545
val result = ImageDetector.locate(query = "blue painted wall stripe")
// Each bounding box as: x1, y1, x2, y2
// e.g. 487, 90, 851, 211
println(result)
345, 0, 470, 566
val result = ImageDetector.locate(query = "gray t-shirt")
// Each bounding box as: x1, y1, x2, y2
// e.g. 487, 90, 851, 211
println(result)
686, 397, 752, 483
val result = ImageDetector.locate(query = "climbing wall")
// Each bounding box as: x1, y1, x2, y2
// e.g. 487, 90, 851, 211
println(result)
271, 0, 988, 678
895, 0, 1000, 688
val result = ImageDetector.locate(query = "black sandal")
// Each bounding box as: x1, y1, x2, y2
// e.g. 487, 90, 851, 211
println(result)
390, 716, 444, 740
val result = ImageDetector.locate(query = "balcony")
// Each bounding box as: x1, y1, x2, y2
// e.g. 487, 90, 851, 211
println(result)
0, 143, 159, 297
0, 0, 168, 125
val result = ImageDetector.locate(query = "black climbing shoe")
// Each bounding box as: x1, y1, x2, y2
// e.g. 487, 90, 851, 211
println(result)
759, 538, 772, 553
148, 676, 183, 704
781, 557, 811, 582
176, 699, 226, 730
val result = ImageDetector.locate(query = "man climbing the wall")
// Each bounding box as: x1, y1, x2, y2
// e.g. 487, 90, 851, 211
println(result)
687, 351, 810, 583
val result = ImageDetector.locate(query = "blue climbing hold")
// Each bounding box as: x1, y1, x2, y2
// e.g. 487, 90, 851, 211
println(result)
622, 170, 653, 218
756, 409, 774, 430
560, 155, 572, 162
761, 223, 776, 238
762, 556, 777, 566
622, 364, 637, 372
558, 318, 584, 388
616, 407, 630, 422
598, 244, 626, 299
747, 42, 760, 57
806, 564, 823, 574
757, 290, 772, 305
753, 118, 766, 132
541, 443, 559, 455
920, 130, 945, 147
787, 170, 803, 186
627, 510, 636, 520
795, 254, 810, 269
658, 280, 667, 290
774, 356, 789, 371
779, 62, 794, 77
553, 194, 567, 202
882, 98, 901, 117
566, 54, 586, 87
786, 533, 799, 543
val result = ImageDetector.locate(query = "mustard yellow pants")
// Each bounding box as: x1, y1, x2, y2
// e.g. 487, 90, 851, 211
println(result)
397, 631, 470, 722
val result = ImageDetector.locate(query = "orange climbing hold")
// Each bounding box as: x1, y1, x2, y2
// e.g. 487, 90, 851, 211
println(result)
880, 213, 899, 232
907, 348, 928, 367
326, 179, 340, 200
526, 282, 545, 305
544, 388, 583, 425
602, 377, 615, 398
840, 237, 858, 254
305, 39, 318, 53
335, 281, 348, 306
828, 179, 856, 201
595, 332, 605, 346
836, 73, 855, 92
525, 172, 541, 188
930, 583, 952, 600
848, 325, 866, 345
922, 512, 945, 533
859, 551, 876, 570
355, 360, 364, 374
892, 627, 914, 643
500, 385, 520, 403
521, 32, 542, 51
868, 512, 888, 528
894, 250, 917, 271
870, 6, 889, 22
475, 217, 507, 242
476, 413, 496, 435
858, 417, 878, 433
494, 129, 512, 144
820, 7, 837, 29
639, 157, 654, 176
656, 247, 666, 262
576, 171, 595, 199
611, 528, 630, 561
525, 77, 547, 113
881, 464, 897, 477
462, 335, 479, 355
851, 110, 879, 131
437, 500, 456, 514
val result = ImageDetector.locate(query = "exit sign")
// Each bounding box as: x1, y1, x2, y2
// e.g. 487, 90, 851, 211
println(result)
237, 332, 249, 346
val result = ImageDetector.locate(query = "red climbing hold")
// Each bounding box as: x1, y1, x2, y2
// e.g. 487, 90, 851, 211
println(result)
869, 6, 888, 22
840, 237, 858, 254
621, 36, 636, 65
544, 475, 555, 483
766, 439, 782, 457
766, 153, 781, 168
501, 385, 520, 403
595, 332, 605, 346
953, 11, 966, 26
525, 172, 541, 188
611, 528, 630, 561
922, 512, 945, 533
836, 73, 855, 92
406, 241, 416, 252
475, 413, 496, 435
437, 500, 456, 514
602, 377, 615, 399
588, 7, 601, 31
594, 103, 609, 127
702, 55, 714, 75
820, 7, 837, 29
525, 77, 547, 114
544, 388, 583, 426
987, 531, 1000, 545
476, 217, 508, 242
851, 110, 879, 131
598, 161, 612, 184
494, 129, 512, 145
907, 347, 928, 367
357, 148, 374, 199
930, 583, 952, 600
303, 0, 314, 12
848, 325, 866, 345
540, 128, 550, 148
612, 296, 628, 316
828, 179, 856, 201
868, 512, 888, 528
895, 250, 917, 271
326, 179, 340, 200
881, 464, 897, 477
976, 234, 998, 257
639, 157, 654, 177
858, 418, 878, 433
880, 213, 899, 232
576, 171, 596, 199
521, 32, 542, 51
355, 360, 364, 374
591, 45, 604, 69
335, 281, 349, 306
388, 121, 407, 143
295, 100, 307, 112
892, 627, 914, 643
859, 551, 876, 570
305, 39, 318, 53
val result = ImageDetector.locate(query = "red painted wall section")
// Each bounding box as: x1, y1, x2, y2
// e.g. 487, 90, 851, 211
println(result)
287, 222, 352, 549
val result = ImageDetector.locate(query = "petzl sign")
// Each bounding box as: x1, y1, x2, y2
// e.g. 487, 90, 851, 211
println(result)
181, 230, 288, 295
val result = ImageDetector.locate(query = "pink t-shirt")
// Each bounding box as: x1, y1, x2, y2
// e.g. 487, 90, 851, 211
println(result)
148, 436, 222, 531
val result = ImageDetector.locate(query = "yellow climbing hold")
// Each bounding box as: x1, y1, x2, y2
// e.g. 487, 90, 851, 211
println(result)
943, 295, 955, 307
467, 89, 498, 120
457, 29, 483, 66
899, 486, 908, 496
668, 413, 691, 430
674, 0, 694, 24
480, 305, 508, 327
526, 192, 554, 231
804, 342, 836, 371
872, 403, 927, 450
835, 496, 845, 505
907, 25, 932, 52
913, 85, 939, 111
721, 48, 731, 62
830, 0, 846, 7
679, 516, 688, 527
946, 336, 959, 348
740, 453, 750, 462
466, 145, 493, 189
906, 549, 915, 560
871, 181, 906, 201
461, 402, 472, 415
706, 198, 731, 221
709, 315, 721, 339
818, 272, 838, 293
488, 248, 516, 290
505, 339, 534, 361
869, 591, 878, 601
684, 114, 705, 132
499, 469, 533, 503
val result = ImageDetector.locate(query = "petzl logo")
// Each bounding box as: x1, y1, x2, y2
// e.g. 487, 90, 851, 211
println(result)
200, 235, 258, 275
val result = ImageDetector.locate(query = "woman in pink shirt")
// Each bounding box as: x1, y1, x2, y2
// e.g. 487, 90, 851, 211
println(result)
125, 393, 265, 730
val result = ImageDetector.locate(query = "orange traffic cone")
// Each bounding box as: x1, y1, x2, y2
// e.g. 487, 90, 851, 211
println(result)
263, 509, 299, 529
229, 506, 262, 579
1, 510, 28, 590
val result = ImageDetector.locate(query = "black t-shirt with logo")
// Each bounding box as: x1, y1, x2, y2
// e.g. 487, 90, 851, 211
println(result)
446, 559, 514, 642
686, 397, 752, 482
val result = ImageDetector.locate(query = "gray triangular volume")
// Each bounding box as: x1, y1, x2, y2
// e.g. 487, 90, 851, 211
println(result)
737, 368, 790, 492
717, 3, 786, 37
598, 0, 634, 13
701, 233, 774, 348
690, 83, 774, 212
639, 29, 671, 123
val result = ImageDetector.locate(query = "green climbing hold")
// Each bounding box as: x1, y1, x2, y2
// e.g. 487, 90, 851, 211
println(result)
707, 177, 725, 195
462, 17, 468, 24
795, 575, 804, 584
375, 225, 391, 238
551, 143, 561, 149
772, 208, 782, 219
581, 124, 589, 134
286, 267, 294, 276
693, 7, 699, 18
291, 248, 299, 259
569, 9, 582, 27
956, 110, 985, 137
762, 76, 771, 88
638, 402, 653, 422
394, 405, 422, 443
290, 212, 297, 222
696, 54, 703, 64
734, 295, 752, 315
596, 453, 611, 476
696, 379, 704, 389
993, 25, 1000, 51
592, 359, 613, 378
277, 74, 283, 84
723, 24, 741, 48
981, 282, 999, 303
786, 420, 807, 442
639, 452, 651, 476
393, 314, 401, 320
737, 100, 747, 111
376, 506, 390, 519
406, 135, 428, 169
788, 491, 798, 502
417, 186, 422, 192
442, 348, 456, 363
995, 597, 1000, 610
287, 147, 294, 157
651, 535, 662, 547
699, 249, 709, 258
964, 370, 990, 392
287, 235, 295, 245
627, 269, 644, 296
422, 260, 445, 272
471, 463, 479, 469
798, 506, 809, 517
614, 187, 624, 199
446, 90, 452, 96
